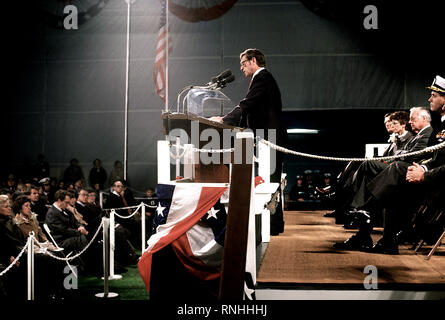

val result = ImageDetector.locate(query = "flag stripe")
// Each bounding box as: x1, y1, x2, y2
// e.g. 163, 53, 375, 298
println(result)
138, 185, 227, 292
153, 0, 171, 102
171, 234, 221, 281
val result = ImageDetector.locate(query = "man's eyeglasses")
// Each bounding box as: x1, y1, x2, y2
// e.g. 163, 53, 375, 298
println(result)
240, 59, 250, 66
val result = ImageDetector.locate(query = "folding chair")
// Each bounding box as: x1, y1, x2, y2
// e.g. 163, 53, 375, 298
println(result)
414, 210, 445, 260
43, 224, 78, 277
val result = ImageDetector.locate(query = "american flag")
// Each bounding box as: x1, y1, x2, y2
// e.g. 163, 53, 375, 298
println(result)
153, 0, 172, 102
138, 183, 228, 293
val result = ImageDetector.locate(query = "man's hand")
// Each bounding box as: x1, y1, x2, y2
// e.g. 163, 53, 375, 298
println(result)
406, 162, 425, 183
208, 116, 223, 123
78, 226, 89, 235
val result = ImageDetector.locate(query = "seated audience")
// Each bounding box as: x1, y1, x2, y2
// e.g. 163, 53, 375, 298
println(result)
0, 194, 25, 299
1, 195, 64, 299
334, 76, 445, 254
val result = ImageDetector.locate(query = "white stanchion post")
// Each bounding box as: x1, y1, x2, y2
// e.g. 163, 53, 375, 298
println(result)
258, 141, 270, 183
175, 136, 181, 178
141, 204, 146, 252
96, 217, 118, 298
183, 144, 194, 180
99, 191, 104, 209
27, 233, 35, 301
108, 210, 122, 280
158, 140, 171, 183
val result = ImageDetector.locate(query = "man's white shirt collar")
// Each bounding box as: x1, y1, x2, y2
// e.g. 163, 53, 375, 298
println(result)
252, 67, 265, 81
112, 190, 121, 197
53, 203, 63, 212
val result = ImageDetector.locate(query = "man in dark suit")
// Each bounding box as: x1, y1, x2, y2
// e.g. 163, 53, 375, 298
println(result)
210, 48, 287, 234
349, 107, 433, 210
45, 190, 89, 252
334, 76, 445, 254
106, 179, 141, 248
325, 113, 396, 222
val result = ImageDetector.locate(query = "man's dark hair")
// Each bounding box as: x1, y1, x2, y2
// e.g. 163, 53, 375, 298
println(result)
240, 48, 266, 67
67, 190, 77, 199
0, 188, 11, 195
113, 179, 123, 186
54, 190, 68, 202
12, 190, 24, 201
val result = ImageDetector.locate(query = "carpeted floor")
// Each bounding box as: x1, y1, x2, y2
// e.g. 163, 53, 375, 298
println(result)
257, 211, 445, 288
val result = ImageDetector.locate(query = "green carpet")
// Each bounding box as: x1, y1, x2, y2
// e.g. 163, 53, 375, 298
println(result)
73, 264, 149, 300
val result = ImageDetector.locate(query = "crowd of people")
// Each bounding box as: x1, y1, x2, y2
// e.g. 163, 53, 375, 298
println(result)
0, 158, 157, 300
286, 170, 336, 210
323, 75, 445, 255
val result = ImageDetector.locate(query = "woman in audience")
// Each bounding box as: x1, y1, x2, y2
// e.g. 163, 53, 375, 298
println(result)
0, 194, 26, 298
13, 195, 50, 245
11, 195, 66, 299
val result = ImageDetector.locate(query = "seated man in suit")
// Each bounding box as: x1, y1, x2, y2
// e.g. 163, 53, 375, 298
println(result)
29, 184, 48, 225
334, 75, 445, 254
78, 187, 138, 265
327, 111, 411, 223
45, 189, 89, 252
106, 179, 141, 249
348, 107, 432, 210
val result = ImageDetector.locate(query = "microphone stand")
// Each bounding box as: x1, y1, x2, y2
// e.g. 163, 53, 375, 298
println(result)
176, 83, 221, 114
175, 73, 233, 114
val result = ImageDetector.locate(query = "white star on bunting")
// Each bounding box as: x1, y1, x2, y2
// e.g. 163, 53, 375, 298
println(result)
206, 207, 219, 220
156, 203, 166, 217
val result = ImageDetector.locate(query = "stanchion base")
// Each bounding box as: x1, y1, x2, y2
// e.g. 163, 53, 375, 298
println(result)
95, 292, 119, 298
101, 274, 123, 280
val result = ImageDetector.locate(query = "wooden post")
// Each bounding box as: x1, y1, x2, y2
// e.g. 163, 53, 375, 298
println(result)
219, 132, 254, 301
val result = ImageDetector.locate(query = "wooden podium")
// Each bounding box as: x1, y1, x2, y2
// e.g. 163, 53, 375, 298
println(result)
161, 112, 255, 301
162, 112, 243, 183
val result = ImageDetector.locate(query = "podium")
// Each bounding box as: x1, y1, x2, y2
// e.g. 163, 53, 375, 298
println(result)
162, 87, 242, 183
162, 112, 242, 182
154, 89, 278, 300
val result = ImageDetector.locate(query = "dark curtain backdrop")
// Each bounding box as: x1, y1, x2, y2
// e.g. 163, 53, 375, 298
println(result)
3, 0, 444, 191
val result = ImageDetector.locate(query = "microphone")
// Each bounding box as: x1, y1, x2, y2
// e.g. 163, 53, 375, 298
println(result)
216, 74, 235, 88
206, 69, 232, 85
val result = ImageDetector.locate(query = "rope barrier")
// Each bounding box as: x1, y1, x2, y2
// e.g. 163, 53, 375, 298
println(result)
102, 203, 142, 212
257, 137, 445, 162
0, 239, 30, 277
164, 136, 445, 163
169, 142, 234, 155
111, 203, 142, 219
103, 202, 157, 212
41, 219, 104, 262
